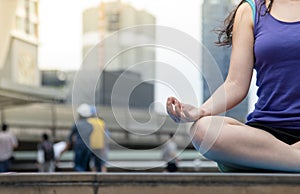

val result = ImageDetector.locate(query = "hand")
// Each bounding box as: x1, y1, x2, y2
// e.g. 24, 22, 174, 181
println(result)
166, 97, 202, 123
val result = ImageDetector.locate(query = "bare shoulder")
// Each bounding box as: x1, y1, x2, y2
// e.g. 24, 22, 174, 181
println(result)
235, 1, 254, 27
237, 1, 253, 14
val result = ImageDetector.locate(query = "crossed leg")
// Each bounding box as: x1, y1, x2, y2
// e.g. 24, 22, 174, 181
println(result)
190, 116, 300, 172
292, 141, 300, 149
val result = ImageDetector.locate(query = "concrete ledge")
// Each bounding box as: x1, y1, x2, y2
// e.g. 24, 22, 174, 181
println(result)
1, 173, 300, 194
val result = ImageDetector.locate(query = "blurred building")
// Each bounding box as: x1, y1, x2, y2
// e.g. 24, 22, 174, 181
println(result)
94, 70, 154, 108
41, 70, 67, 87
201, 0, 249, 121
79, 1, 156, 108
82, 1, 156, 80
0, 0, 40, 86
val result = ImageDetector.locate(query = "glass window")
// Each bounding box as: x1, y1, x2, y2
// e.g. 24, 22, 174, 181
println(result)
16, 16, 26, 33
28, 23, 37, 36
29, 1, 38, 17
17, 0, 26, 16
109, 13, 119, 23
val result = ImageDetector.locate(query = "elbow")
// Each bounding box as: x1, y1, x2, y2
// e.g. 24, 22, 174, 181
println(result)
235, 88, 248, 102
225, 80, 249, 106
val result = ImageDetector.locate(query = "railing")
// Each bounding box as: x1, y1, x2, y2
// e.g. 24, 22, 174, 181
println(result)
3, 103, 192, 148
11, 150, 218, 172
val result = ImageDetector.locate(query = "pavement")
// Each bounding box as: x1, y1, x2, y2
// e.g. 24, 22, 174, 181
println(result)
1, 172, 300, 194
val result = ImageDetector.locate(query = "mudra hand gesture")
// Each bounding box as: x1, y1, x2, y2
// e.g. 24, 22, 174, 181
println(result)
166, 97, 202, 123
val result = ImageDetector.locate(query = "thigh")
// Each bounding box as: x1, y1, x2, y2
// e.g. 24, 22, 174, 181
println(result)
190, 116, 269, 154
191, 116, 300, 171
192, 116, 288, 147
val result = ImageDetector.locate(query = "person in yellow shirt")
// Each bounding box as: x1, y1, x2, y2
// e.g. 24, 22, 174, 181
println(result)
88, 106, 108, 172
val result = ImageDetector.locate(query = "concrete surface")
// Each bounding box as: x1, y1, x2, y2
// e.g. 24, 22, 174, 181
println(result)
0, 173, 300, 194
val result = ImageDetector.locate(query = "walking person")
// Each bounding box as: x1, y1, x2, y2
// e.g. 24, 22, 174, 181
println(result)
0, 124, 18, 173
167, 0, 300, 172
61, 103, 93, 172
162, 133, 179, 172
37, 133, 55, 172
88, 106, 108, 172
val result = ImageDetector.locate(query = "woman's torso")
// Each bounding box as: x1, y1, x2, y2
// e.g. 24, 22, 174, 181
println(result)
247, 0, 300, 129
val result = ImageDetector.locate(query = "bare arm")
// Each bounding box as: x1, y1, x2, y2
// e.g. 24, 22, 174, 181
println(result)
201, 2, 254, 116
167, 2, 255, 122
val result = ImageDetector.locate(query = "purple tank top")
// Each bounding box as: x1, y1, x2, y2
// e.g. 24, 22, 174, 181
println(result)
246, 0, 300, 129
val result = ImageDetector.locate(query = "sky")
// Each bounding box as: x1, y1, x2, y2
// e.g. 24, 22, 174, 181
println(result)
39, 0, 83, 71
38, 0, 202, 71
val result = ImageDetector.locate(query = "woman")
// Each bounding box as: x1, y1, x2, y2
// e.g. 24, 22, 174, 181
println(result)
166, 0, 300, 172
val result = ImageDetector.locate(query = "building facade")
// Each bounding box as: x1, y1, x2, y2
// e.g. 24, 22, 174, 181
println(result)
79, 1, 156, 108
0, 0, 40, 86
201, 0, 249, 121
82, 1, 156, 81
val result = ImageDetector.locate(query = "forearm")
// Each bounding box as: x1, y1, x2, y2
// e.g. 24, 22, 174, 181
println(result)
200, 80, 248, 117
166, 78, 249, 123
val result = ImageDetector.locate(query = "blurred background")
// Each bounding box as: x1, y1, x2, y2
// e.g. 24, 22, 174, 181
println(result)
0, 0, 257, 173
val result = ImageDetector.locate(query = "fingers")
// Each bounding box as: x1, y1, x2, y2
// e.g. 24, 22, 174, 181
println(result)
170, 113, 180, 123
166, 97, 176, 116
174, 100, 182, 118
182, 104, 191, 116
166, 97, 182, 123
166, 98, 202, 123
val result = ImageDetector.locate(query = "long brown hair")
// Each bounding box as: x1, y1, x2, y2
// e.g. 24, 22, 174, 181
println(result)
216, 0, 274, 47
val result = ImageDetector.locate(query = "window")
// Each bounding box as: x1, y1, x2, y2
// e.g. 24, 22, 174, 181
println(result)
29, 0, 38, 18
15, 0, 39, 38
28, 23, 37, 36
16, 16, 26, 33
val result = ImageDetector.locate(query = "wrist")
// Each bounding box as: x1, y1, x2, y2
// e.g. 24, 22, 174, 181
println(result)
199, 106, 210, 117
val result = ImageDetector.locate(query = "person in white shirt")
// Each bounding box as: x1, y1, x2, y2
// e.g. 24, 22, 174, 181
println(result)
0, 124, 18, 172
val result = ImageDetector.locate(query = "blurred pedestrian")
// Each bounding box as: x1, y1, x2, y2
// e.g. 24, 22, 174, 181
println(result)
0, 124, 18, 172
37, 133, 55, 172
162, 133, 178, 172
88, 106, 108, 172
61, 103, 93, 172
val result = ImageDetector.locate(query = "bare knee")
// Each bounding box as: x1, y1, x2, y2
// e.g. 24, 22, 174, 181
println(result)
190, 116, 242, 149
190, 116, 213, 142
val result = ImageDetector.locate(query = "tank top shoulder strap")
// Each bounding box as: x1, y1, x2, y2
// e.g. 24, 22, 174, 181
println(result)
245, 0, 256, 23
